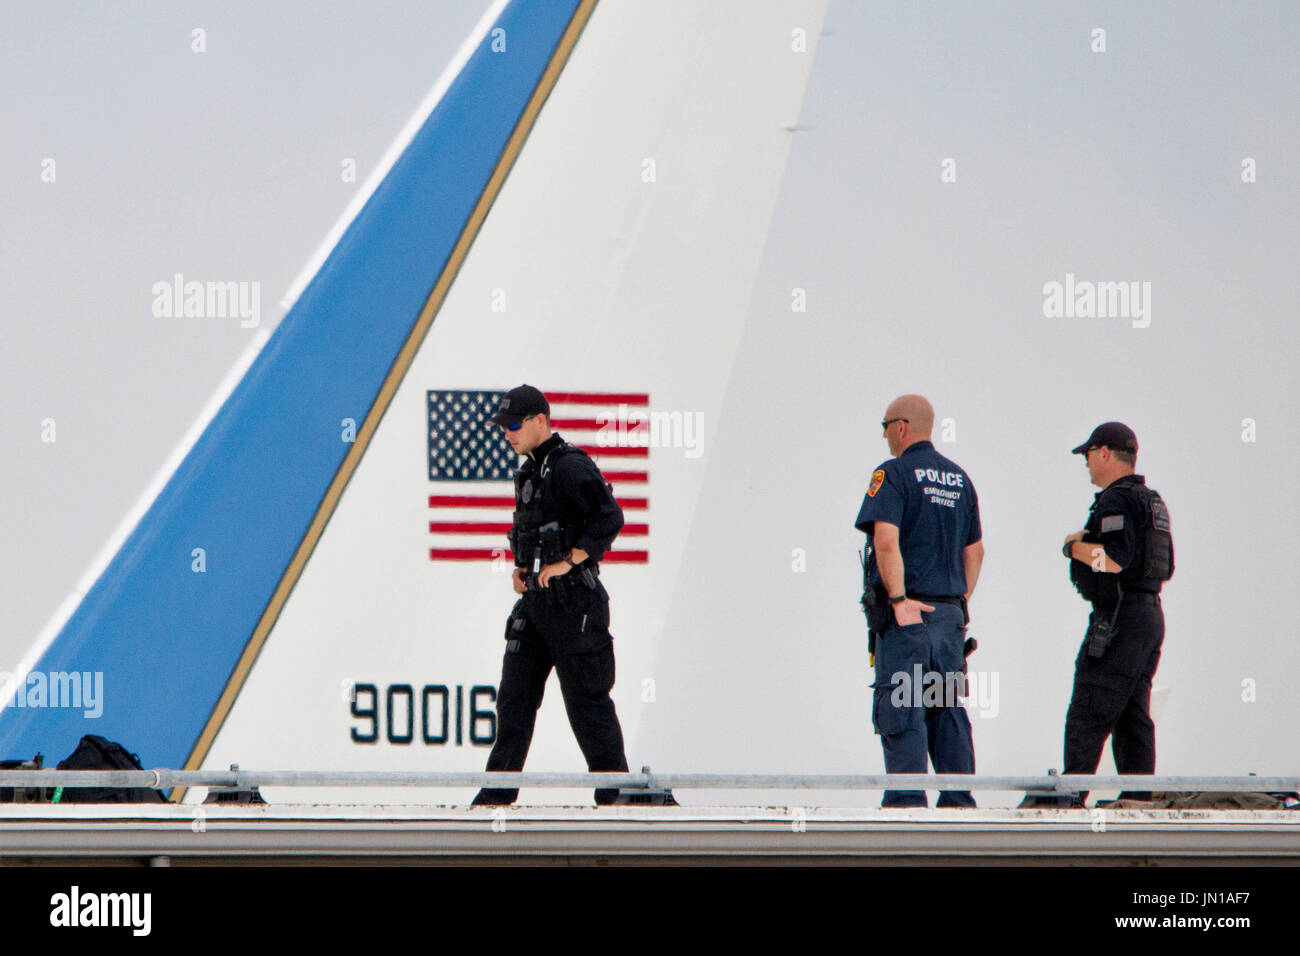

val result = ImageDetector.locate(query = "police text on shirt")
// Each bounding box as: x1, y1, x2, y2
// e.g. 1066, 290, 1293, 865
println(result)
915, 468, 964, 509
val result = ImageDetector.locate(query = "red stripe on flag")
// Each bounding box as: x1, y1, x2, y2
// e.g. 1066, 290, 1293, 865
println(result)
547, 392, 649, 406
428, 495, 515, 508
429, 495, 646, 510
602, 471, 647, 482
601, 551, 649, 563
430, 548, 650, 562
550, 417, 617, 430
552, 419, 652, 437
580, 445, 648, 458
429, 549, 508, 561
429, 522, 512, 534
429, 522, 648, 536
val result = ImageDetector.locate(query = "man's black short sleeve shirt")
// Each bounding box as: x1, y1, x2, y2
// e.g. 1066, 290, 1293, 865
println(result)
1085, 474, 1145, 580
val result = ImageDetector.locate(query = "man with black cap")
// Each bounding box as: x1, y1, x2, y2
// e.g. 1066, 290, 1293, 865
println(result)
471, 385, 631, 806
1061, 422, 1174, 802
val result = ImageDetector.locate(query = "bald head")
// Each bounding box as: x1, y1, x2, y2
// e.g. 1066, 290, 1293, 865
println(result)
888, 395, 934, 435
881, 394, 935, 456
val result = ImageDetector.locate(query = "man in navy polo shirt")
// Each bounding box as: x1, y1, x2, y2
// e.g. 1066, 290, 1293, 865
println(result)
855, 394, 985, 808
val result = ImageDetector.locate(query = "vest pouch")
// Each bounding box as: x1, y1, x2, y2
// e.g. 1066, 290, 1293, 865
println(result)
539, 521, 565, 563
513, 528, 540, 562
1069, 555, 1100, 602
1141, 491, 1174, 582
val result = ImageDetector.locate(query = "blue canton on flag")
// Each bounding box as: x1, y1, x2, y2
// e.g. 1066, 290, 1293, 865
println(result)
427, 390, 515, 481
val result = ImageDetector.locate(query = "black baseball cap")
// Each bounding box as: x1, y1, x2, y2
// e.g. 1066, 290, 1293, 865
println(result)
1071, 421, 1138, 456
489, 384, 550, 427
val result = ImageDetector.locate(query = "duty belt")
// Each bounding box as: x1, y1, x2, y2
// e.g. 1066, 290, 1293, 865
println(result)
1095, 591, 1161, 608
910, 594, 964, 607
910, 593, 970, 625
523, 564, 601, 604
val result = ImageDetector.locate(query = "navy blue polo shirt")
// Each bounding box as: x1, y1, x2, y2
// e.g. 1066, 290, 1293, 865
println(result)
855, 441, 982, 596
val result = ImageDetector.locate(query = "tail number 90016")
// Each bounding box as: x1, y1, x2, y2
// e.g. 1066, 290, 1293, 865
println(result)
349, 683, 496, 746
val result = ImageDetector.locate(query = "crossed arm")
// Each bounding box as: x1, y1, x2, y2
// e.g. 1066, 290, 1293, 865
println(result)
1063, 532, 1123, 573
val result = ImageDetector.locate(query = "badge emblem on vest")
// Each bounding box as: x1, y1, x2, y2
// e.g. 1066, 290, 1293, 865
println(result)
522, 479, 534, 503
867, 469, 886, 498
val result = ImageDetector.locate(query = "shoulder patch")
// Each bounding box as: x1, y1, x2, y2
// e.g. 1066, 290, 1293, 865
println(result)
1101, 514, 1125, 533
867, 469, 886, 498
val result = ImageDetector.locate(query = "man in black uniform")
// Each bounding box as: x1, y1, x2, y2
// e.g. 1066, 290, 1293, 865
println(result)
855, 394, 984, 808
471, 385, 630, 806
1061, 422, 1173, 802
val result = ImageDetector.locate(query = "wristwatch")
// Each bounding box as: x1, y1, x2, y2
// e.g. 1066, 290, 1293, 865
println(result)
564, 552, 580, 569
1063, 540, 1074, 559
889, 594, 906, 605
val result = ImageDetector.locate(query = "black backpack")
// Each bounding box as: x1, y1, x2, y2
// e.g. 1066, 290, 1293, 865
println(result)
55, 734, 167, 803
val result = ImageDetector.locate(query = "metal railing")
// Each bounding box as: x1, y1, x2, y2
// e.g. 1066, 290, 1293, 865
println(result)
1, 770, 1298, 794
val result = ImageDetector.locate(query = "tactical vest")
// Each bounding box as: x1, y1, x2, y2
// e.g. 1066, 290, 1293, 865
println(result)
1130, 484, 1175, 583
508, 441, 592, 570
1070, 483, 1174, 602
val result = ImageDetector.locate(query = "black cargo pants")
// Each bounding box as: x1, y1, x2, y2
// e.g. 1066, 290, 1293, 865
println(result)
472, 576, 628, 806
1064, 599, 1164, 800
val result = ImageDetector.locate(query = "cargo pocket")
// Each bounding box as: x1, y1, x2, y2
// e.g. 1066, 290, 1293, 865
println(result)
503, 600, 526, 648
870, 677, 913, 737
566, 593, 611, 655
576, 645, 616, 695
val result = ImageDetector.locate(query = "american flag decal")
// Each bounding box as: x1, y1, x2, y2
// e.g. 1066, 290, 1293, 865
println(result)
427, 390, 649, 563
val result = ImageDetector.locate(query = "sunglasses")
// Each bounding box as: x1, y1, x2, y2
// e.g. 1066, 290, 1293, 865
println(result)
881, 418, 909, 431
502, 415, 534, 432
